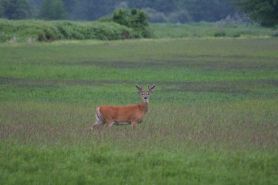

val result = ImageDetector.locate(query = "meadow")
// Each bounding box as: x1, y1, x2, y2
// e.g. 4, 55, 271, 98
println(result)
0, 38, 278, 185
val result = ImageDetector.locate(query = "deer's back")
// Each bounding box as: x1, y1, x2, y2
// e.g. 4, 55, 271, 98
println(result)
99, 104, 145, 122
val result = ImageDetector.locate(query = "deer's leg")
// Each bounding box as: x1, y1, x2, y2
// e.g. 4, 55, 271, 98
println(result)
107, 121, 115, 128
131, 121, 137, 129
91, 112, 104, 130
92, 122, 104, 130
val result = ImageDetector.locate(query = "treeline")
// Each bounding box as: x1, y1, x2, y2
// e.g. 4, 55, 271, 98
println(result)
1, 0, 277, 26
0, 0, 236, 22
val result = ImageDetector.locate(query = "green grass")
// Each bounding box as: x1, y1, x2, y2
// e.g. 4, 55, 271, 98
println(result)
0, 38, 278, 184
151, 22, 277, 38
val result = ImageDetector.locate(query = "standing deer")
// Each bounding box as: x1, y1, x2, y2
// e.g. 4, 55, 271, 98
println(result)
91, 85, 156, 129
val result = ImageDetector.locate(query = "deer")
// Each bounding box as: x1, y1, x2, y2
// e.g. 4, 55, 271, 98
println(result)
91, 85, 156, 129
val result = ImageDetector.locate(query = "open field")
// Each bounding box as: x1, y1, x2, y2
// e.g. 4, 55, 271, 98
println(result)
0, 38, 278, 184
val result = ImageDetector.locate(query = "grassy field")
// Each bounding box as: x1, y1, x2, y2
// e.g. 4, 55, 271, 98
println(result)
0, 38, 278, 185
150, 23, 277, 38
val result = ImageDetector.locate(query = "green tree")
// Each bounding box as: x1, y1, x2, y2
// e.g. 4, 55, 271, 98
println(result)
0, 0, 31, 19
39, 0, 66, 19
113, 8, 151, 38
113, 9, 149, 28
233, 0, 278, 26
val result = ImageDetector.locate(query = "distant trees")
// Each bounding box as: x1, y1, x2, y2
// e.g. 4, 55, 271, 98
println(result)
39, 0, 66, 20
113, 9, 148, 28
0, 0, 237, 22
112, 8, 151, 38
0, 0, 31, 19
232, 0, 278, 27
72, 0, 115, 20
129, 0, 235, 22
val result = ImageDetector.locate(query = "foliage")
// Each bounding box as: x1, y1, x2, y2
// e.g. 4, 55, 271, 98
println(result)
39, 0, 66, 20
112, 8, 151, 38
0, 19, 134, 42
0, 0, 237, 22
127, 0, 236, 22
72, 0, 115, 20
232, 0, 278, 27
0, 0, 31, 19
1, 19, 277, 43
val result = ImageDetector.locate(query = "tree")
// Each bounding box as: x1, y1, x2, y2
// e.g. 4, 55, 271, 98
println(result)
0, 0, 31, 19
113, 8, 151, 38
113, 9, 149, 27
233, 0, 278, 27
72, 0, 115, 20
39, 0, 66, 19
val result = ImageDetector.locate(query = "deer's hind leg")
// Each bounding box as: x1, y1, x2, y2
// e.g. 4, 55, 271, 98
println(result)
92, 121, 104, 130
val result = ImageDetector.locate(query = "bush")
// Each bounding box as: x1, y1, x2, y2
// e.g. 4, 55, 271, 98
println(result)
81, 22, 133, 40
112, 8, 152, 38
0, 19, 136, 42
214, 30, 226, 37
0, 31, 11, 42
272, 31, 278, 37
0, 8, 152, 42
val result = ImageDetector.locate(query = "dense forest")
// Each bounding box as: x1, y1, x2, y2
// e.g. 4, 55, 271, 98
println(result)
0, 0, 237, 22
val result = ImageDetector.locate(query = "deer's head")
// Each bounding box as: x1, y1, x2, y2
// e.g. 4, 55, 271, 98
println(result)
136, 85, 156, 103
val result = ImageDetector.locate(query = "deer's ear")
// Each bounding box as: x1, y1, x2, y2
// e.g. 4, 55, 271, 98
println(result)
148, 84, 156, 93
136, 85, 143, 92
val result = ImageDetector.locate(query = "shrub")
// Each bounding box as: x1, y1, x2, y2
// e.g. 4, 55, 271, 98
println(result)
231, 32, 241, 38
112, 8, 152, 38
0, 19, 136, 42
272, 31, 278, 37
214, 30, 226, 37
0, 31, 11, 42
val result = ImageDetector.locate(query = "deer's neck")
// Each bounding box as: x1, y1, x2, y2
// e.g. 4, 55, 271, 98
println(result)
139, 102, 148, 113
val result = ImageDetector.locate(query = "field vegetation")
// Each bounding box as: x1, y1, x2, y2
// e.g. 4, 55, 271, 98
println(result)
1, 19, 277, 43
0, 19, 132, 42
0, 38, 278, 184
151, 22, 277, 38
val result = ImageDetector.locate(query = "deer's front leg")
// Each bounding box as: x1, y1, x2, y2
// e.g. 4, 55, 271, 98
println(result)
131, 121, 138, 129
107, 121, 115, 128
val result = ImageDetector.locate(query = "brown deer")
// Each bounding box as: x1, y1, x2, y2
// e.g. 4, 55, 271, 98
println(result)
91, 85, 156, 129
